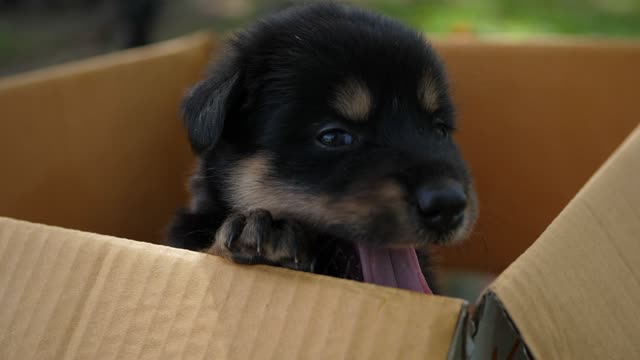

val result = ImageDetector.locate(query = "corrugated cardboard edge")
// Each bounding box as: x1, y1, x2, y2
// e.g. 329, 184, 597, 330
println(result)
0, 31, 215, 90
487, 125, 640, 358
0, 216, 465, 359
433, 35, 640, 49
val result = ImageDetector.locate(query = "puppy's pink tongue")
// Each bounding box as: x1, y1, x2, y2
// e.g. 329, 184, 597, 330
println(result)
357, 245, 432, 294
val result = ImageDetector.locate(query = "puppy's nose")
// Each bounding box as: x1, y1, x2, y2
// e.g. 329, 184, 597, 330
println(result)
417, 183, 467, 231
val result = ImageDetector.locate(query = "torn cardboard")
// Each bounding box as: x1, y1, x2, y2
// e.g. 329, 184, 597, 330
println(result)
1, 33, 640, 359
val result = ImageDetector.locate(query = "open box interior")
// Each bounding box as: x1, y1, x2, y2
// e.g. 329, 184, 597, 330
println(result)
1, 33, 639, 359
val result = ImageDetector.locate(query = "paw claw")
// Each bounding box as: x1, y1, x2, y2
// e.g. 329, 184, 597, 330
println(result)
211, 211, 313, 274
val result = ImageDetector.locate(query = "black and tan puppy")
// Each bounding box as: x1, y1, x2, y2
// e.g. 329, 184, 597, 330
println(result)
168, 3, 477, 294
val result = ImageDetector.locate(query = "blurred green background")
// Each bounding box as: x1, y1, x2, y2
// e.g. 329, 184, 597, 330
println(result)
1, 0, 639, 77
374, 0, 640, 38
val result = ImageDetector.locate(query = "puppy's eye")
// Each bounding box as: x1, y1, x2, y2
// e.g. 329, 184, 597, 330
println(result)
317, 129, 354, 147
434, 120, 451, 139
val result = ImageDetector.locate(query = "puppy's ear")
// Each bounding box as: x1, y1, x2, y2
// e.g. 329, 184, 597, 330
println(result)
181, 58, 243, 154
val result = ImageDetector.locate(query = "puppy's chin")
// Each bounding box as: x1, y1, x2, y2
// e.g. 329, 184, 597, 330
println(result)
281, 201, 476, 249
414, 227, 464, 247
414, 207, 477, 246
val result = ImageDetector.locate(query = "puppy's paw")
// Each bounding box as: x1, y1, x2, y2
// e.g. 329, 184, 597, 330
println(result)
207, 210, 315, 272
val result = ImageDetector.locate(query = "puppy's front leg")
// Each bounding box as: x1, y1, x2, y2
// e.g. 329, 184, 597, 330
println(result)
208, 209, 316, 272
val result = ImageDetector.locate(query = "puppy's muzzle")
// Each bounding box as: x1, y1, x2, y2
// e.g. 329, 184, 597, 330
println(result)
416, 181, 467, 233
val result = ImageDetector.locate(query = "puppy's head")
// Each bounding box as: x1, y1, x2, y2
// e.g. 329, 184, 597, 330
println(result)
183, 3, 477, 248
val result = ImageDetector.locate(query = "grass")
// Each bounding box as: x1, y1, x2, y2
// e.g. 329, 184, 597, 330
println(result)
2, 0, 640, 76
370, 0, 640, 39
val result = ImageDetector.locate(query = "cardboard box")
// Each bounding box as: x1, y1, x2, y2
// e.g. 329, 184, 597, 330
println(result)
1, 33, 639, 359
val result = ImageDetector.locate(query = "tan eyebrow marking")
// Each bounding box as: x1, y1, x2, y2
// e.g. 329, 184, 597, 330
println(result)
332, 79, 373, 122
418, 71, 442, 112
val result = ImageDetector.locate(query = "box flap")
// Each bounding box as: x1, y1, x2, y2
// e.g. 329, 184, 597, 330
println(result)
0, 217, 465, 359
0, 32, 213, 244
488, 125, 640, 358
434, 39, 640, 272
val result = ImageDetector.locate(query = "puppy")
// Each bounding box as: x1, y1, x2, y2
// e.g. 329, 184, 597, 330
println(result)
168, 3, 477, 294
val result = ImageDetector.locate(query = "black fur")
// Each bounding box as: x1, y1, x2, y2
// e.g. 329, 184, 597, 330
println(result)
168, 3, 477, 292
